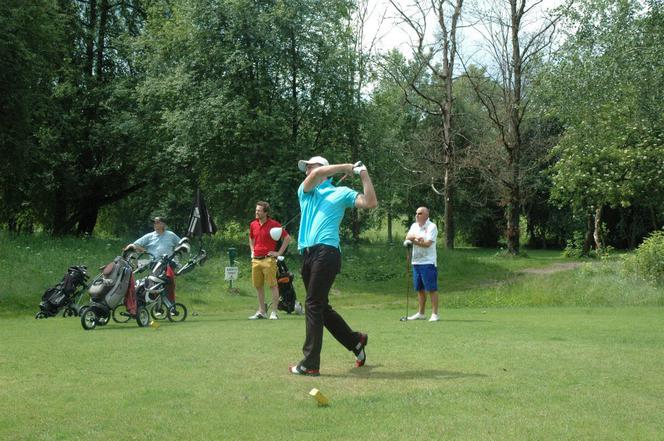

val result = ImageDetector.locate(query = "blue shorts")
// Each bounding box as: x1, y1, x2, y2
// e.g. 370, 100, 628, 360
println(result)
412, 264, 438, 292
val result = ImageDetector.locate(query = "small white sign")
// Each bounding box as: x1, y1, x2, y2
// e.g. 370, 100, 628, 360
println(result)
224, 266, 239, 281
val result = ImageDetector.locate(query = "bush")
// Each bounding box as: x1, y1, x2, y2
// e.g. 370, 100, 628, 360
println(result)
563, 231, 586, 258
623, 230, 664, 285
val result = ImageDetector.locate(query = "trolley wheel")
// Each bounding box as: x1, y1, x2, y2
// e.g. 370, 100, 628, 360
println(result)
97, 313, 110, 326
63, 307, 76, 318
112, 305, 132, 323
136, 307, 151, 327
167, 303, 188, 323
81, 308, 98, 330
35, 311, 48, 320
150, 302, 168, 321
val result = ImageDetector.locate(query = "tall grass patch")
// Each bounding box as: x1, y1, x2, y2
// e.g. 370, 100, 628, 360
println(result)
623, 230, 664, 285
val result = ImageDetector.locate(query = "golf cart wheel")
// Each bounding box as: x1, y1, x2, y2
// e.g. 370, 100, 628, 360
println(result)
167, 303, 188, 322
111, 305, 132, 323
81, 308, 98, 330
136, 307, 150, 327
63, 307, 76, 318
35, 311, 47, 320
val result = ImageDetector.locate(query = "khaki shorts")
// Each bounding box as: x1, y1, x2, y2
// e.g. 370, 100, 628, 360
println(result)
251, 257, 278, 288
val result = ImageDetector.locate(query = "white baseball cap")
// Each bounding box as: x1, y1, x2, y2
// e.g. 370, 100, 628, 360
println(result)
298, 156, 329, 172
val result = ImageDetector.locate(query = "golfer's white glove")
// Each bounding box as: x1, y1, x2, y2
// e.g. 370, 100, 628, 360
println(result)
403, 239, 413, 247
353, 161, 367, 175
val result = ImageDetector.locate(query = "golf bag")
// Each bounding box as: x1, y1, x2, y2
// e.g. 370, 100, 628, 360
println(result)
80, 256, 136, 330
36, 266, 89, 319
276, 258, 299, 314
88, 256, 133, 307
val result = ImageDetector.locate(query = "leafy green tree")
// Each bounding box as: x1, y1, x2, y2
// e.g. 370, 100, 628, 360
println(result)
544, 0, 664, 252
133, 0, 362, 235
0, 0, 64, 231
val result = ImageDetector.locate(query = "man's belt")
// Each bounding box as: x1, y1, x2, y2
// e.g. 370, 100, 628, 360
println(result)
252, 255, 271, 260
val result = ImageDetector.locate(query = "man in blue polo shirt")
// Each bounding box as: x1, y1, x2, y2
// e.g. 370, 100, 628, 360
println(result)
289, 156, 378, 376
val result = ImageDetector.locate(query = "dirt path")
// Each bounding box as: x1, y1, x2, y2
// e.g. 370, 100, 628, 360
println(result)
518, 262, 583, 275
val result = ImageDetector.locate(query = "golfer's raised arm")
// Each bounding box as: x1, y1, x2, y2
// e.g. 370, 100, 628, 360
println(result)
302, 163, 352, 192
355, 170, 377, 209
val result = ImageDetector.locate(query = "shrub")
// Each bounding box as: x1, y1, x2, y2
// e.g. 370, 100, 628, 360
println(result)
563, 231, 586, 258
623, 230, 664, 285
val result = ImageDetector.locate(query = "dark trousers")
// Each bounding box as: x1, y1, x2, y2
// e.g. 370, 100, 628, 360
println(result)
300, 244, 361, 369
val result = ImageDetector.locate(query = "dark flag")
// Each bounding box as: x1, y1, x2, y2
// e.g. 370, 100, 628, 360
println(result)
187, 188, 217, 238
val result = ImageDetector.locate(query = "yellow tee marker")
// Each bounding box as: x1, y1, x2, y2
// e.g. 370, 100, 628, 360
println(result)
309, 388, 329, 407
149, 320, 160, 330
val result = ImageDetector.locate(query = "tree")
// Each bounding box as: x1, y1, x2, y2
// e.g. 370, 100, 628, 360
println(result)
461, 0, 564, 254
5, 0, 153, 235
0, 0, 65, 232
382, 0, 464, 249
133, 0, 361, 233
543, 0, 664, 252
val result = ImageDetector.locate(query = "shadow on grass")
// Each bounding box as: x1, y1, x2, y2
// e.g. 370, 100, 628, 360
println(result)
326, 364, 487, 380
440, 319, 492, 323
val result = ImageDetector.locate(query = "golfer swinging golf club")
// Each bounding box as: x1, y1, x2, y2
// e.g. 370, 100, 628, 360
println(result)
289, 156, 377, 376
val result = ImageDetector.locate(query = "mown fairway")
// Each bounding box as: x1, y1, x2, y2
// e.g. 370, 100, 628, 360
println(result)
1, 307, 663, 441
1, 234, 663, 440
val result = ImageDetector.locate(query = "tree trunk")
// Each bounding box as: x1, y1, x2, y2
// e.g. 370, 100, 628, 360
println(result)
85, 0, 97, 77
387, 204, 393, 244
593, 205, 603, 251
95, 0, 109, 82
289, 31, 298, 144
582, 212, 594, 256
443, 167, 454, 248
76, 203, 100, 235
506, 149, 520, 254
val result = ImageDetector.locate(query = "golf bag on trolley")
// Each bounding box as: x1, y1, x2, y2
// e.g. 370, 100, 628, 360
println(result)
276, 257, 301, 314
79, 256, 139, 330
35, 266, 89, 319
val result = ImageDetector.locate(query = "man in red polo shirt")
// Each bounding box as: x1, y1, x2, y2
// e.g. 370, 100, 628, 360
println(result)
248, 201, 291, 320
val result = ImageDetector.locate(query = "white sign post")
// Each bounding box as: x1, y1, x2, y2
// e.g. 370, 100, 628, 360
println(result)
224, 266, 239, 281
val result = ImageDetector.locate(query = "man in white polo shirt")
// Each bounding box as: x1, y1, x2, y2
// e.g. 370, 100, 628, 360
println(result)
405, 206, 439, 322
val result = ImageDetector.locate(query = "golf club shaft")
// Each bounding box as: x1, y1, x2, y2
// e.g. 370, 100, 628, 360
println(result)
281, 212, 301, 229
403, 244, 411, 321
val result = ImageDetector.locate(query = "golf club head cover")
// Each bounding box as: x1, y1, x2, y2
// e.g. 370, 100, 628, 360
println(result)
353, 161, 367, 175
403, 239, 413, 247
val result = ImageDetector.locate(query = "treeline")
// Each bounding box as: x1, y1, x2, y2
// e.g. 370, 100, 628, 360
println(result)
1, 0, 662, 254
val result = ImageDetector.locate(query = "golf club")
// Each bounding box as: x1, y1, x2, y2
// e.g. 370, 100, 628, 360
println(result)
269, 213, 300, 241
399, 239, 413, 321
336, 161, 364, 185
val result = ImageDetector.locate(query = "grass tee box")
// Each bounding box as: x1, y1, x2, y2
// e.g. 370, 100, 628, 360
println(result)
1, 307, 663, 440
1, 233, 663, 440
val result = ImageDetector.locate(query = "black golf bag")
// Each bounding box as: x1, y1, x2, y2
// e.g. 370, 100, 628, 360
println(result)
36, 266, 89, 319
276, 258, 299, 314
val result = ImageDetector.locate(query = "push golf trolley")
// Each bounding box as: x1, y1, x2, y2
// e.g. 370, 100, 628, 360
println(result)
79, 254, 137, 330
111, 238, 207, 325
35, 266, 89, 319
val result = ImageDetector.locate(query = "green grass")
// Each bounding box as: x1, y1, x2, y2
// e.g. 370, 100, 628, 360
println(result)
1, 232, 663, 440
1, 308, 663, 440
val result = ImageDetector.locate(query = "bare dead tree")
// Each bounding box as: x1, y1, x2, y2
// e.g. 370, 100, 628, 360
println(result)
346, 0, 385, 241
380, 0, 464, 249
459, 0, 565, 254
